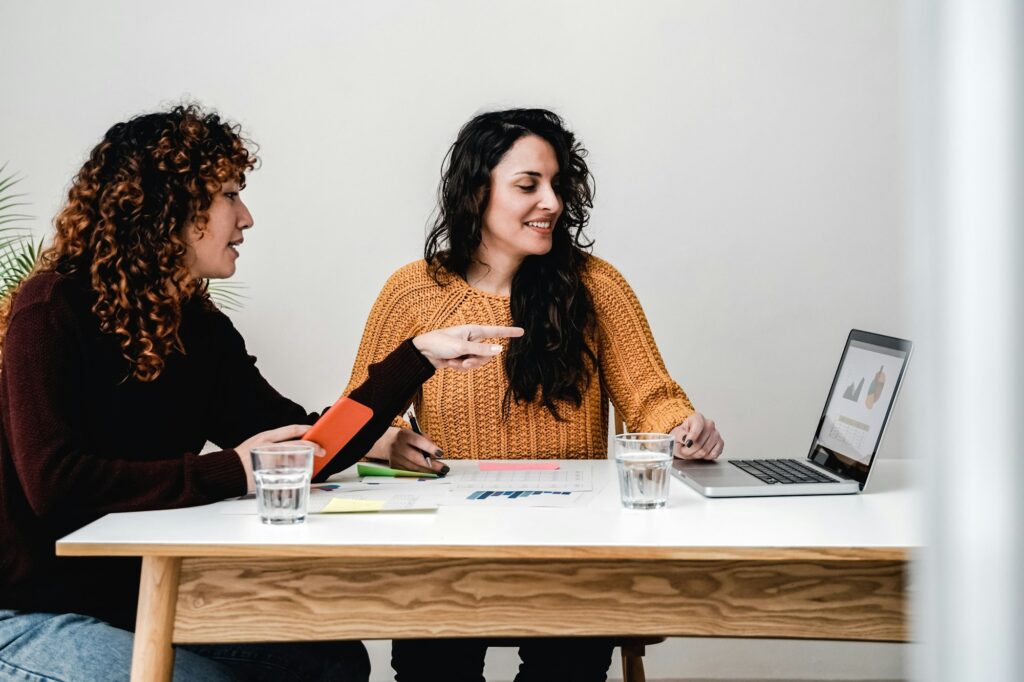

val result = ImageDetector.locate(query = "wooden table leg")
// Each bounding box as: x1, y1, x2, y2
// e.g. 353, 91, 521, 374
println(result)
131, 556, 182, 682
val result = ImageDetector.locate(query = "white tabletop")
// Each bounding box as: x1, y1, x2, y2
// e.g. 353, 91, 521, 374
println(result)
56, 459, 918, 557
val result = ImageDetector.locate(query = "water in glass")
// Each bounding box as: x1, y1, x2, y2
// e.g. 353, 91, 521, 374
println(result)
255, 467, 310, 524
616, 451, 671, 509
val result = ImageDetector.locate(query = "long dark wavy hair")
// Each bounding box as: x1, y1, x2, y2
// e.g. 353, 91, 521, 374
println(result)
0, 104, 257, 381
424, 108, 597, 419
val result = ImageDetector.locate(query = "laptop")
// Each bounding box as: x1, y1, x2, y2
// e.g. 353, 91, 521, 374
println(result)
672, 329, 912, 498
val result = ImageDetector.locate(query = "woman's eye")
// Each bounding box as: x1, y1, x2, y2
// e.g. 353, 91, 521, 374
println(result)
224, 192, 238, 201
516, 185, 535, 192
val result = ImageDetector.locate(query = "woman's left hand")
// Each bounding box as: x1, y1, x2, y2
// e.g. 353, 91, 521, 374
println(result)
670, 413, 724, 460
412, 324, 524, 371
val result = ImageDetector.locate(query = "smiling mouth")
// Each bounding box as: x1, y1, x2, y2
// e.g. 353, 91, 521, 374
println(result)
524, 220, 553, 231
228, 239, 243, 254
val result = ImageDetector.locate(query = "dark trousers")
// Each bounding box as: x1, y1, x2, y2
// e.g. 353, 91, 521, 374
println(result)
392, 637, 615, 682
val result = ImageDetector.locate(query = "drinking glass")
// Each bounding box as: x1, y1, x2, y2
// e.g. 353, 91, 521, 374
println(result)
614, 433, 673, 509
251, 443, 315, 524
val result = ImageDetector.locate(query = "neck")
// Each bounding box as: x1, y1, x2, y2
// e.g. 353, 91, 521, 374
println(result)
465, 243, 522, 297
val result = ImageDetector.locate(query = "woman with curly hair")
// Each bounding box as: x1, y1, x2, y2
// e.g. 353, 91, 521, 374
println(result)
0, 105, 521, 682
342, 108, 725, 681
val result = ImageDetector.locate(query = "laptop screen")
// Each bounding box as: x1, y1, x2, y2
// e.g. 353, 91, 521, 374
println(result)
807, 330, 912, 488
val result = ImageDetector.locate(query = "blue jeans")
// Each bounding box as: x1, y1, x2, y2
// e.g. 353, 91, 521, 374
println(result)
0, 610, 369, 682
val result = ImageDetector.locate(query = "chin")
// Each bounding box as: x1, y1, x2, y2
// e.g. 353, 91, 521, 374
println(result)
206, 266, 236, 280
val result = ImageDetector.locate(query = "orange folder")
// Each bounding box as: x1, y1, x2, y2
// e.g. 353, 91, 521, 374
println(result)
303, 396, 374, 478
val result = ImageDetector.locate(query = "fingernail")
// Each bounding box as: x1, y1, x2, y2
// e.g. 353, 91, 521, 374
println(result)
434, 449, 445, 459
685, 439, 694, 448
439, 464, 451, 476
490, 345, 502, 352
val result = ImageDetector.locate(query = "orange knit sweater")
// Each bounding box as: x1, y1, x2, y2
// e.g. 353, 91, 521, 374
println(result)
342, 256, 694, 459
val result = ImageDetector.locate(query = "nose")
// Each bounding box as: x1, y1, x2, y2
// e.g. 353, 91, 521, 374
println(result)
537, 182, 562, 214
237, 197, 254, 230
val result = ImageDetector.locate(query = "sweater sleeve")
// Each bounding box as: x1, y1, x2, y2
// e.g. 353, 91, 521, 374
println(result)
2, 300, 247, 525
203, 310, 319, 450
341, 264, 429, 430
316, 338, 435, 480
588, 258, 695, 433
202, 309, 435, 480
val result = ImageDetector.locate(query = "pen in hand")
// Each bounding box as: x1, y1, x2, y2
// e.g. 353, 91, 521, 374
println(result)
407, 412, 449, 477
407, 414, 430, 467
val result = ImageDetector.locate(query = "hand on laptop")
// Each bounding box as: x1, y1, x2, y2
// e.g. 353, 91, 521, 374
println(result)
672, 413, 724, 460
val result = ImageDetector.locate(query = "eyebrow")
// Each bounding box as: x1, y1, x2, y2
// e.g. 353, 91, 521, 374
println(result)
513, 171, 542, 178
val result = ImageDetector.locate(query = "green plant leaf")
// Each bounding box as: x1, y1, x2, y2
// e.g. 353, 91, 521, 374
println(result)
208, 280, 249, 311
0, 165, 41, 298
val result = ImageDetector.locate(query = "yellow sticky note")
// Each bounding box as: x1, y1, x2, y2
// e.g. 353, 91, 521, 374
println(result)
322, 498, 386, 513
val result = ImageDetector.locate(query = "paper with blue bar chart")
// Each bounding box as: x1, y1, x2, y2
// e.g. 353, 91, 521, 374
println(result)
397, 460, 591, 507
340, 461, 597, 508
341, 461, 597, 508
218, 461, 599, 513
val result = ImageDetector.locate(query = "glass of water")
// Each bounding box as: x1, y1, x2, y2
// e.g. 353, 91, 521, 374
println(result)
614, 433, 674, 509
251, 443, 315, 525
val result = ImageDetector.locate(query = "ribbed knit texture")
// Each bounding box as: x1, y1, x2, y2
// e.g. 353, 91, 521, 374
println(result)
343, 256, 694, 458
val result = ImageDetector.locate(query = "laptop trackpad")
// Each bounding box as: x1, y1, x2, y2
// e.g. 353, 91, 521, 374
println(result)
674, 461, 760, 485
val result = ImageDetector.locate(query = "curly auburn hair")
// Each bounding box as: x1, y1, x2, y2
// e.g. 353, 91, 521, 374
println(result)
0, 104, 257, 381
424, 108, 597, 419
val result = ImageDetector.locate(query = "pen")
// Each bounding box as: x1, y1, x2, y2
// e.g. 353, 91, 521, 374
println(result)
407, 413, 430, 466
408, 412, 449, 476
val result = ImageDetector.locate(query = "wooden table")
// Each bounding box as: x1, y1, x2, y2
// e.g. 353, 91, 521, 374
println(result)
56, 459, 917, 681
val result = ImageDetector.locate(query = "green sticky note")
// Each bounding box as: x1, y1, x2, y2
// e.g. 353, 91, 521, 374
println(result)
356, 463, 438, 478
322, 498, 385, 513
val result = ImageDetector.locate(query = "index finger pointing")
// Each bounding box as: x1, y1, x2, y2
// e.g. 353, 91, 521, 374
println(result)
468, 325, 524, 341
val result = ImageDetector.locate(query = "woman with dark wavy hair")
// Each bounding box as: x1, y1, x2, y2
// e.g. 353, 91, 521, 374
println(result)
342, 108, 724, 681
0, 104, 520, 681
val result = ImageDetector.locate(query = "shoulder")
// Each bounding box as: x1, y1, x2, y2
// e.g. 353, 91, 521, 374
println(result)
579, 255, 652, 336
581, 255, 635, 298
10, 271, 92, 326
374, 259, 455, 308
14, 271, 79, 309
382, 260, 445, 291
3, 272, 98, 360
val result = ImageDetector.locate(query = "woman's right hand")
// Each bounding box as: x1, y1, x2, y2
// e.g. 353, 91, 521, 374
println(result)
234, 424, 325, 493
365, 426, 446, 475
412, 324, 524, 371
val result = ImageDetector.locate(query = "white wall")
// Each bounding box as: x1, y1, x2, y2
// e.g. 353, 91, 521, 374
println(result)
0, 1, 907, 679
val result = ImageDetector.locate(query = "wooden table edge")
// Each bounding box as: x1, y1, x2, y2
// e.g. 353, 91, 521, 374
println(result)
56, 543, 911, 561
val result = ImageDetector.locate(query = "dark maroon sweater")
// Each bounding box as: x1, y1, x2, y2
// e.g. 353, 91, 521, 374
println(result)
0, 271, 434, 628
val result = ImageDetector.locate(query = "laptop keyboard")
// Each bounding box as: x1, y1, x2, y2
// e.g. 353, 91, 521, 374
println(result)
729, 459, 840, 485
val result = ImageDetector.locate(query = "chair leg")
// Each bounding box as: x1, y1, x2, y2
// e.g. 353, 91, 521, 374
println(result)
620, 643, 647, 682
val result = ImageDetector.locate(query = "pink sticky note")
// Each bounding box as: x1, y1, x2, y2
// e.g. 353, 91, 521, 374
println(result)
478, 461, 561, 471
